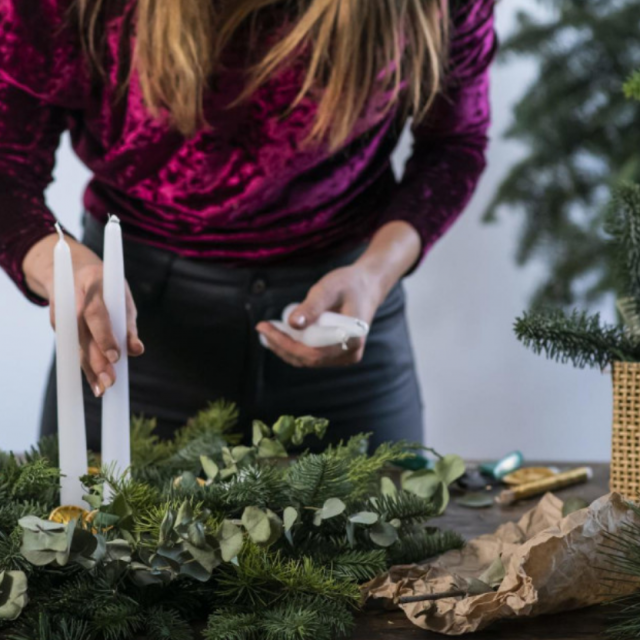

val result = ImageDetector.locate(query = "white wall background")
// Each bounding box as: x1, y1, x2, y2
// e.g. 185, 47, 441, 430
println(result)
0, 1, 613, 461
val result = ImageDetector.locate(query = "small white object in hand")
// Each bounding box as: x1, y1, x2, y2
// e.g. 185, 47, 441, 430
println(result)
261, 303, 369, 350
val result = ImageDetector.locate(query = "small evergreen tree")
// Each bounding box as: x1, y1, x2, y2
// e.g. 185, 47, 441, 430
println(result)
486, 0, 640, 309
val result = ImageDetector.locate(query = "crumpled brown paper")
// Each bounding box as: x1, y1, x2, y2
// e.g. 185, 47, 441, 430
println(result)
363, 492, 640, 635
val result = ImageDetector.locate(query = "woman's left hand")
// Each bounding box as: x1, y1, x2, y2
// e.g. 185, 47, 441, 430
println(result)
255, 221, 423, 369
256, 264, 383, 368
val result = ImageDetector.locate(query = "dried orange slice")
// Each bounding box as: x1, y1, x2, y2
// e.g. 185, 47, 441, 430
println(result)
49, 506, 91, 526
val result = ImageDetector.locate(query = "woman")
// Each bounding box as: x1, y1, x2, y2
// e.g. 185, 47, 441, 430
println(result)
0, 0, 495, 452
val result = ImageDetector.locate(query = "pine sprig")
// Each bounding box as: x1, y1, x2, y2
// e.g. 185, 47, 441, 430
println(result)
514, 309, 640, 369
287, 454, 352, 506
387, 529, 465, 566
204, 610, 259, 640
144, 607, 194, 640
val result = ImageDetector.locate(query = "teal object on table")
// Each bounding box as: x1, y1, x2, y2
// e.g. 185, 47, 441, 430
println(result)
479, 451, 523, 480
392, 455, 432, 471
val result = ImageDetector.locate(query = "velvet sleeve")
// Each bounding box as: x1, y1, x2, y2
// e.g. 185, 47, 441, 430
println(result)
0, 0, 82, 304
0, 79, 67, 304
379, 0, 497, 263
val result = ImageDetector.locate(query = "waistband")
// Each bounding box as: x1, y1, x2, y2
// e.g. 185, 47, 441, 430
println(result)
82, 213, 368, 288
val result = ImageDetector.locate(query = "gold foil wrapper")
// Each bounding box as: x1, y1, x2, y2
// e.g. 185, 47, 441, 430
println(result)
497, 467, 592, 505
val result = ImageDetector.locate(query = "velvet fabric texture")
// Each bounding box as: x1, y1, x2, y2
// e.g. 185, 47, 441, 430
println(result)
0, 0, 496, 303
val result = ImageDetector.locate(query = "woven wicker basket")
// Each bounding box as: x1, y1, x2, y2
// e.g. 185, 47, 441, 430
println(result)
611, 362, 640, 497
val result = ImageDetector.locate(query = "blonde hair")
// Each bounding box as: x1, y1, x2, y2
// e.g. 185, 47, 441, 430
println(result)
76, 0, 449, 150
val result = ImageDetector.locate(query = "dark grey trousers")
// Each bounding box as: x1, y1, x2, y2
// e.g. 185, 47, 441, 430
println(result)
40, 215, 423, 453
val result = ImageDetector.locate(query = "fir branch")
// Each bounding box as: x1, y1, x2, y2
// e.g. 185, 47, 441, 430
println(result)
387, 529, 465, 566
144, 607, 194, 640
175, 401, 240, 448
88, 600, 145, 640
369, 491, 439, 526
4, 613, 92, 640
204, 610, 259, 640
221, 465, 288, 512
514, 309, 640, 369
287, 454, 352, 506
261, 606, 321, 640
329, 549, 388, 582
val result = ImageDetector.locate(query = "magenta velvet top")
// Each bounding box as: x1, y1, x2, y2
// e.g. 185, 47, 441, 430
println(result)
0, 0, 496, 304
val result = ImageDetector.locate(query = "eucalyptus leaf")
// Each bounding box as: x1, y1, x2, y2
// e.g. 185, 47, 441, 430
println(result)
176, 501, 194, 527
231, 446, 252, 462
562, 497, 589, 517
183, 541, 220, 574
349, 512, 379, 526
478, 557, 505, 589
252, 421, 271, 446
18, 516, 64, 533
242, 507, 272, 544
380, 477, 397, 497
369, 522, 399, 548
187, 521, 207, 548
283, 507, 298, 532
105, 539, 131, 563
272, 416, 295, 443
402, 470, 440, 499
217, 521, 244, 562
200, 456, 219, 481
456, 492, 494, 509
83, 485, 103, 510
466, 577, 495, 596
159, 511, 176, 545
346, 521, 356, 548
0, 571, 28, 621
258, 438, 288, 459
320, 498, 346, 520
434, 455, 466, 486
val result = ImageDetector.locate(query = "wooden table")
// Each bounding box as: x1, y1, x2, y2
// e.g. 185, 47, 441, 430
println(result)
353, 462, 613, 639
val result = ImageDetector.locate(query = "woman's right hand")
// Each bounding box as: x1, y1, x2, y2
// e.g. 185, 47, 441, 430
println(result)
22, 232, 144, 398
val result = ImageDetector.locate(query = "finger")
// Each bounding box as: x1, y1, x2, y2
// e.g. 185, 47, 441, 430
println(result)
264, 338, 305, 368
258, 322, 357, 368
257, 323, 329, 365
288, 280, 340, 329
125, 287, 144, 357
83, 286, 120, 364
80, 350, 101, 398
87, 336, 115, 390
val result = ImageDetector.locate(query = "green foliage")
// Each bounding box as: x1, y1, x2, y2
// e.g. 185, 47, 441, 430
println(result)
144, 607, 194, 640
624, 70, 640, 102
0, 405, 463, 638
515, 309, 640, 369
387, 529, 465, 566
287, 453, 352, 506
4, 612, 91, 640
606, 183, 640, 302
485, 1, 640, 308
599, 503, 640, 637
204, 610, 259, 640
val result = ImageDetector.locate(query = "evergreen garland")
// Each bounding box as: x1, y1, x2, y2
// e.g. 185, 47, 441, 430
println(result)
0, 402, 464, 640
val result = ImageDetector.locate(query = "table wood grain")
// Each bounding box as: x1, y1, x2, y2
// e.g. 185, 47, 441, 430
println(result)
353, 462, 613, 640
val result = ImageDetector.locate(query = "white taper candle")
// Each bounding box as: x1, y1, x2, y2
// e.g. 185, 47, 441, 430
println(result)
54, 223, 88, 507
101, 215, 131, 479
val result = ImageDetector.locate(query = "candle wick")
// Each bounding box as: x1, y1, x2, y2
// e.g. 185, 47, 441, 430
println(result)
54, 223, 64, 241
108, 214, 121, 225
